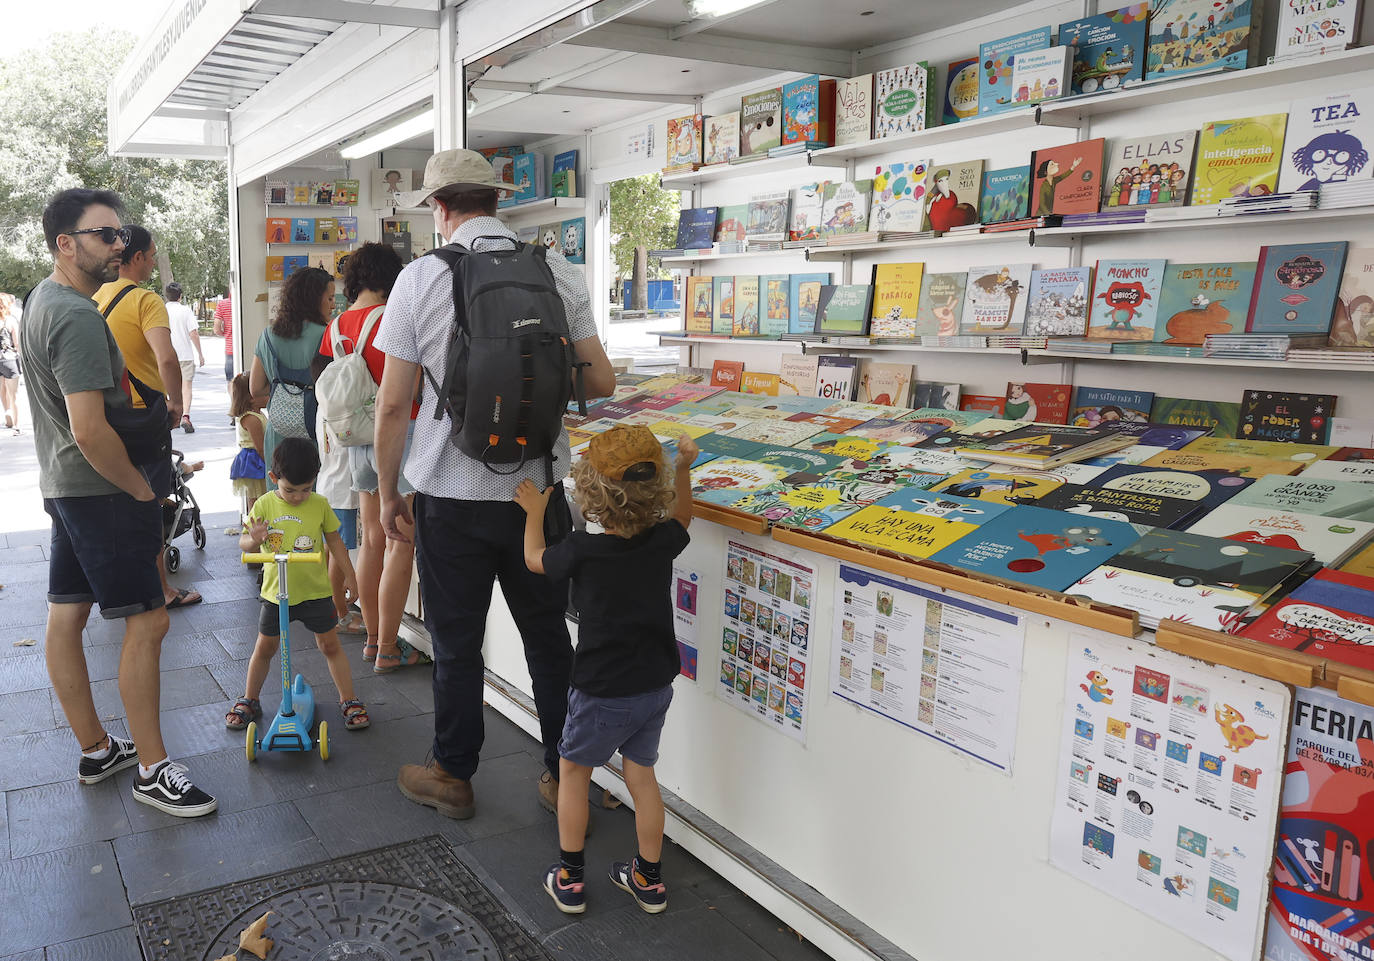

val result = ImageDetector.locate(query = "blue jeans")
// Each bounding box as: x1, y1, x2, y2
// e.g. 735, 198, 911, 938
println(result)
414, 494, 573, 780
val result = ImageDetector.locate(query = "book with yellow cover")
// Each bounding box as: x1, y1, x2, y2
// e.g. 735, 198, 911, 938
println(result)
824, 489, 1007, 559
684, 276, 713, 334
1190, 113, 1288, 206
265, 256, 284, 283
1341, 541, 1374, 578
929, 467, 1063, 505
739, 372, 781, 396
869, 262, 924, 339
732, 276, 761, 337
1141, 449, 1306, 477
1178, 437, 1339, 465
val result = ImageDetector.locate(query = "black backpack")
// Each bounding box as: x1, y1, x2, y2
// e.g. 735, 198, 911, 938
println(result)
424, 238, 588, 476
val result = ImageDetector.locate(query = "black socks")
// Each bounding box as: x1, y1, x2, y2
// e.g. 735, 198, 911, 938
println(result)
635, 855, 662, 884
560, 848, 585, 880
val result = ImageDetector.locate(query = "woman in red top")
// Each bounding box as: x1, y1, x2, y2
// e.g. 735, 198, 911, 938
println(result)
317, 243, 425, 672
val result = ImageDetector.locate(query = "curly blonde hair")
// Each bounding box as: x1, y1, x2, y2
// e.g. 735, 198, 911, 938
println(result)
571, 452, 676, 538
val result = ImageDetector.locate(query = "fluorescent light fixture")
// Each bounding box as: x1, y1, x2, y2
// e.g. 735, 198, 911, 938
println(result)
340, 112, 433, 159
685, 0, 771, 18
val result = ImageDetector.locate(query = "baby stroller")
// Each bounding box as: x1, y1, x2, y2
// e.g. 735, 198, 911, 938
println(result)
163, 449, 207, 573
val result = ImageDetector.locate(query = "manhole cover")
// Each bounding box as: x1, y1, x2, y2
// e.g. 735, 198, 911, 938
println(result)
202, 881, 501, 961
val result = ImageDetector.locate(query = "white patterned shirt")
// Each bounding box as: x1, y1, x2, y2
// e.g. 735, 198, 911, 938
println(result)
374, 216, 597, 500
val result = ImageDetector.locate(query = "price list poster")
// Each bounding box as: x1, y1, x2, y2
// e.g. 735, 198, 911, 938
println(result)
718, 538, 815, 743
1050, 633, 1288, 961
830, 562, 1027, 773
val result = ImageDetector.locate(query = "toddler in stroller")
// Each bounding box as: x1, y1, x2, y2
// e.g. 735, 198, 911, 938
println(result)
163, 450, 207, 573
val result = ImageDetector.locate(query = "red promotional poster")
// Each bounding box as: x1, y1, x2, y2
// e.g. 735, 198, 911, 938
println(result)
1266, 687, 1374, 960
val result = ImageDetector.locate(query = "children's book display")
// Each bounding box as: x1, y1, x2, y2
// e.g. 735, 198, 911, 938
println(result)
1059, 4, 1149, 95
872, 63, 934, 138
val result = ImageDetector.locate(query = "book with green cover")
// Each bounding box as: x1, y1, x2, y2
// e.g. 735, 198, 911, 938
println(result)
815, 284, 874, 336
1151, 397, 1241, 438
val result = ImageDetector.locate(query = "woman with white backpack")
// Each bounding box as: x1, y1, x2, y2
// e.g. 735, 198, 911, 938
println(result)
315, 243, 427, 673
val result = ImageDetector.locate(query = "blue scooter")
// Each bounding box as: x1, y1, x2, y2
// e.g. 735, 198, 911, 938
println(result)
241, 550, 330, 763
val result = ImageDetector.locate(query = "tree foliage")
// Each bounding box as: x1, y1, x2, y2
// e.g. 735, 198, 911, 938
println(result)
0, 30, 229, 309
608, 173, 679, 284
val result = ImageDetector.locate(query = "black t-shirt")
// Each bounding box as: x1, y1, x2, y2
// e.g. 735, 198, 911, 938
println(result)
542, 519, 690, 698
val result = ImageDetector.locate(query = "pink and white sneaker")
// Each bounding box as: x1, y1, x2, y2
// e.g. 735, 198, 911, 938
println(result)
543, 864, 586, 914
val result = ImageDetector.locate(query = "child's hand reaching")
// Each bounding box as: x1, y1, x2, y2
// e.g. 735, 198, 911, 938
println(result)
675, 437, 699, 469
513, 478, 553, 515
247, 518, 269, 547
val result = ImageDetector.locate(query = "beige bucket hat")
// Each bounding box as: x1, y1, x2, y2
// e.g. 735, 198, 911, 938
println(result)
397, 148, 517, 208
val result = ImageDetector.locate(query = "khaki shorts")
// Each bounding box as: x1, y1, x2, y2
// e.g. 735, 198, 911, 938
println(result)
179, 360, 196, 384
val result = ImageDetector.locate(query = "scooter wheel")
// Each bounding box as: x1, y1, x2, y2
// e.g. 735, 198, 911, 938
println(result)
318, 720, 330, 762
245, 721, 257, 762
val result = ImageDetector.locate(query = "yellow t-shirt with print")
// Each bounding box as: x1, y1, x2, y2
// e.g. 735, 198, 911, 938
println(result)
248, 490, 339, 604
93, 281, 169, 408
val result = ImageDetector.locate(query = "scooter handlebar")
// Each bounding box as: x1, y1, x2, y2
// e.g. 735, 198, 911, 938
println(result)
241, 551, 325, 565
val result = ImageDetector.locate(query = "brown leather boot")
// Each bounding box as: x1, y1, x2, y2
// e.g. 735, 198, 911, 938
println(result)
398, 759, 475, 819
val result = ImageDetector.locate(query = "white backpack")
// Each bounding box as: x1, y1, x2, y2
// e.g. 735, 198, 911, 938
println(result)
316, 305, 384, 448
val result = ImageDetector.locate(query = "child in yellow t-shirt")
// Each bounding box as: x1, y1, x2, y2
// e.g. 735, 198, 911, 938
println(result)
226, 438, 369, 732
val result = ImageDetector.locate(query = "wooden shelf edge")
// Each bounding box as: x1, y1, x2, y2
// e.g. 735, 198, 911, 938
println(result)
768, 526, 1137, 636
1329, 666, 1374, 707
1154, 621, 1318, 688
692, 501, 768, 535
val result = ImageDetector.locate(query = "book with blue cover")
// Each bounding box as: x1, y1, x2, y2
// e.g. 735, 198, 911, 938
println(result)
291, 218, 313, 243
560, 219, 585, 264
788, 273, 830, 334
553, 150, 578, 173
978, 26, 1053, 116
931, 505, 1146, 591
980, 166, 1031, 223
1146, 0, 1259, 81
675, 207, 718, 249
1058, 4, 1149, 95
1245, 242, 1350, 336
504, 152, 542, 206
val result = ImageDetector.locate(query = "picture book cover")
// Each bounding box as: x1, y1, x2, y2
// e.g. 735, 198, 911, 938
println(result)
739, 372, 780, 397
1030, 138, 1106, 216
789, 182, 827, 242
931, 505, 1144, 591
1103, 130, 1198, 208
760, 274, 791, 338
691, 457, 799, 506
1024, 267, 1093, 337
1036, 481, 1203, 527
1141, 449, 1307, 478
782, 75, 835, 146
710, 360, 745, 391
1098, 422, 1211, 449
980, 166, 1031, 223
1146, 0, 1258, 80
1008, 45, 1071, 106
1191, 113, 1289, 205
848, 417, 945, 447
873, 62, 933, 138
1239, 390, 1338, 444
1278, 88, 1374, 193
954, 423, 1131, 465
1186, 503, 1374, 564
336, 216, 358, 242
722, 418, 825, 448
910, 381, 961, 410
1304, 459, 1374, 483
821, 180, 873, 238
778, 355, 820, 396
815, 356, 859, 402
1249, 570, 1374, 684
834, 75, 873, 146
1091, 462, 1254, 519
711, 276, 735, 335
654, 383, 725, 407
746, 192, 790, 243
1004, 382, 1072, 424
868, 161, 930, 232
869, 262, 924, 338
914, 271, 966, 336
833, 401, 913, 421
553, 150, 577, 173
282, 255, 308, 279
560, 219, 585, 264
789, 273, 831, 334
787, 411, 865, 434
825, 491, 1010, 559
1331, 245, 1374, 346
1151, 396, 1242, 438
726, 476, 898, 530
961, 263, 1032, 333
1275, 0, 1363, 60
801, 432, 893, 461
943, 57, 979, 123
1058, 4, 1149, 95
1069, 527, 1311, 632
979, 26, 1053, 116
732, 275, 761, 337
740, 87, 783, 156
265, 256, 284, 283
265, 218, 290, 244
1181, 436, 1339, 462
1071, 385, 1155, 424
684, 276, 713, 334
290, 183, 311, 205
704, 113, 740, 165
675, 207, 718, 250
960, 395, 1007, 415
1232, 474, 1374, 522
1085, 259, 1167, 341
512, 153, 541, 204
666, 114, 704, 168
1154, 261, 1256, 345
825, 443, 967, 485
816, 284, 874, 336
291, 218, 313, 243
694, 430, 772, 462
930, 467, 1065, 505
715, 204, 748, 243
1246, 242, 1350, 336
922, 160, 983, 232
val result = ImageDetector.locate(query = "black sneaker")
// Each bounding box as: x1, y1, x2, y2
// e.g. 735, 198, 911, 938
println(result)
77, 733, 139, 785
132, 761, 219, 818
610, 858, 668, 914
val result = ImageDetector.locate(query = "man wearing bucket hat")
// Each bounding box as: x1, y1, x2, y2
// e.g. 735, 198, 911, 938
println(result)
372, 148, 615, 822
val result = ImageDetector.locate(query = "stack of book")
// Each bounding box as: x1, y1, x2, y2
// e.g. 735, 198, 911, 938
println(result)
921, 335, 987, 348
1204, 333, 1329, 359
1051, 339, 1114, 355
1287, 346, 1374, 365
951, 424, 1138, 469
715, 240, 747, 255
783, 237, 818, 250
987, 335, 1049, 349
729, 153, 771, 166
1318, 180, 1374, 209
876, 229, 934, 243
946, 223, 984, 236
746, 239, 784, 252
768, 143, 820, 158
1061, 208, 1147, 227
1145, 204, 1222, 222
823, 231, 883, 246
1111, 343, 1209, 358
1218, 191, 1317, 217
983, 215, 1062, 232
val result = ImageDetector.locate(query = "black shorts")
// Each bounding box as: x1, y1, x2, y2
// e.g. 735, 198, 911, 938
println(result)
258, 596, 337, 637
45, 493, 164, 619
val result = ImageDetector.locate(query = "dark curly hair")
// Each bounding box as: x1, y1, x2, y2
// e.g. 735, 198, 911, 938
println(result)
272, 267, 333, 340
342, 242, 404, 303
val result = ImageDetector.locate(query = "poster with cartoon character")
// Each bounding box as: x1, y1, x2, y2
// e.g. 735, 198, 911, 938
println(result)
830, 561, 1026, 773
717, 536, 813, 743
1050, 631, 1288, 961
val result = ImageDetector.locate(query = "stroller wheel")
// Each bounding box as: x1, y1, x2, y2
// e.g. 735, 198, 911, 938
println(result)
165, 545, 181, 573
193, 523, 206, 549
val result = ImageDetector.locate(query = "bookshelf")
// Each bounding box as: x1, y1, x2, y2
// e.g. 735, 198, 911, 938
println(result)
497, 195, 586, 222
1029, 205, 1374, 245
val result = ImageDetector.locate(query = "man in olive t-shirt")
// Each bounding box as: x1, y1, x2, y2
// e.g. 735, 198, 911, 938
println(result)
22, 188, 216, 818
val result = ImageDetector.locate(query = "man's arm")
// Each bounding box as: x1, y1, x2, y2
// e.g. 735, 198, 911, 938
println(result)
375, 358, 419, 542
572, 334, 616, 400
189, 323, 204, 367
323, 529, 359, 602
66, 390, 156, 501
145, 326, 183, 425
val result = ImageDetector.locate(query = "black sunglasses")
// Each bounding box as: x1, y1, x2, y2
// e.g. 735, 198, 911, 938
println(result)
66, 226, 132, 246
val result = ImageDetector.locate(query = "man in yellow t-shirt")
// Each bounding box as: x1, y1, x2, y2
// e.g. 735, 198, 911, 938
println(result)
93, 225, 182, 423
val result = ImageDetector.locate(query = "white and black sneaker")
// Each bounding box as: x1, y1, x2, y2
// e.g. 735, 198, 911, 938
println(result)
78, 733, 140, 785
131, 761, 219, 818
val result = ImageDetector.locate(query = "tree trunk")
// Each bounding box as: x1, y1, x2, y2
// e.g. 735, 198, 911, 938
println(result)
155, 246, 174, 293
632, 246, 648, 310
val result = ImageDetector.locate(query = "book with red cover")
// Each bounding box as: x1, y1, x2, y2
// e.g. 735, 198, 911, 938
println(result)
1003, 382, 1070, 424
1028, 138, 1106, 217
710, 359, 745, 390
960, 395, 1007, 415
1242, 568, 1374, 670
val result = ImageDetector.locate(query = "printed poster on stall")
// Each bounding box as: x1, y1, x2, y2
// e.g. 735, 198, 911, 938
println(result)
1265, 687, 1374, 961
830, 562, 1026, 773
718, 538, 815, 743
1049, 632, 1289, 961
672, 564, 700, 681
